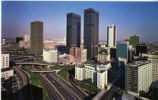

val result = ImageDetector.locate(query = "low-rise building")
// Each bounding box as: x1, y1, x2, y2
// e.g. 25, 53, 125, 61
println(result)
75, 64, 108, 89
2, 38, 6, 45
2, 68, 14, 80
1, 54, 14, 80
1, 54, 9, 68
19, 41, 31, 49
43, 49, 58, 63
70, 46, 87, 64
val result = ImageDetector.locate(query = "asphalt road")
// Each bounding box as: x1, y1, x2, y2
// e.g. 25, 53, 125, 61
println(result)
40, 73, 87, 100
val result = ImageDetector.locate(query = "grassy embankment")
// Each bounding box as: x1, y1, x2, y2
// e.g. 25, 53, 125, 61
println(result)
22, 66, 50, 100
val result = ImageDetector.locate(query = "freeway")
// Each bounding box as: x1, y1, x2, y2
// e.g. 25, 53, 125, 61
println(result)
13, 66, 33, 100
48, 73, 86, 99
40, 73, 87, 100
40, 74, 64, 100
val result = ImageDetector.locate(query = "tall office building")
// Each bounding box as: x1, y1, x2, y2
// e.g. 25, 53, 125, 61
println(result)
84, 8, 99, 59
129, 35, 140, 49
107, 25, 117, 47
125, 61, 153, 94
31, 21, 43, 55
66, 13, 81, 53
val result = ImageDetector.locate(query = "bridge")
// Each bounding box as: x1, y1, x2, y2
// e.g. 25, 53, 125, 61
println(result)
31, 69, 61, 73
15, 62, 47, 66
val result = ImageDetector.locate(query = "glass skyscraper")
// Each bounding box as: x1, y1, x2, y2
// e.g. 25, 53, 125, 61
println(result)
84, 8, 99, 59
66, 13, 81, 53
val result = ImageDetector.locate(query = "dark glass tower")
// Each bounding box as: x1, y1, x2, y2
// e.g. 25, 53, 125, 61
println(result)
31, 21, 43, 55
84, 8, 99, 59
66, 13, 81, 53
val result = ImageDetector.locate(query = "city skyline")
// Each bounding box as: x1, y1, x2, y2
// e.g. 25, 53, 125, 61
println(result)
2, 1, 158, 42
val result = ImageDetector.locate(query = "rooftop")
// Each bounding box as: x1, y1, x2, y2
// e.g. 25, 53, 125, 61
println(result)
128, 60, 151, 67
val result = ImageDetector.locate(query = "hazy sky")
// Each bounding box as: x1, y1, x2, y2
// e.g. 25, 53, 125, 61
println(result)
2, 1, 158, 42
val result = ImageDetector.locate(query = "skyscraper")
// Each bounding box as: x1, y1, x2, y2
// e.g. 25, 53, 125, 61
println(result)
107, 25, 117, 47
31, 21, 43, 55
84, 8, 99, 59
66, 13, 81, 53
129, 35, 140, 49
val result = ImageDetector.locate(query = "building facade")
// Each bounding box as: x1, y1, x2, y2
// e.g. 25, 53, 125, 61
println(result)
136, 44, 147, 56
75, 64, 108, 89
107, 25, 117, 47
43, 49, 58, 63
2, 38, 6, 45
75, 65, 84, 81
1, 54, 9, 68
116, 42, 129, 60
69, 46, 87, 64
97, 70, 108, 89
98, 48, 110, 63
142, 54, 158, 88
31, 21, 43, 55
19, 41, 30, 49
84, 8, 99, 59
24, 34, 30, 41
125, 61, 153, 94
66, 13, 81, 53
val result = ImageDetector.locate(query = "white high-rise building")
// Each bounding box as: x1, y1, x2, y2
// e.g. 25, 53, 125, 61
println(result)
97, 70, 108, 89
43, 49, 58, 63
125, 61, 153, 94
107, 25, 116, 47
1, 54, 9, 68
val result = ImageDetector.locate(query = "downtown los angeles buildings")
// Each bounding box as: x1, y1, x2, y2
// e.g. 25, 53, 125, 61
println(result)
125, 61, 153, 93
84, 8, 99, 59
19, 34, 31, 49
66, 8, 99, 60
129, 35, 140, 49
66, 13, 81, 53
75, 64, 109, 89
43, 48, 58, 63
1, 54, 14, 80
31, 21, 43, 55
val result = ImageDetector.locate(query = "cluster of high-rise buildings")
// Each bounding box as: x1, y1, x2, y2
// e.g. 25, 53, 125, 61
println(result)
66, 8, 99, 59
